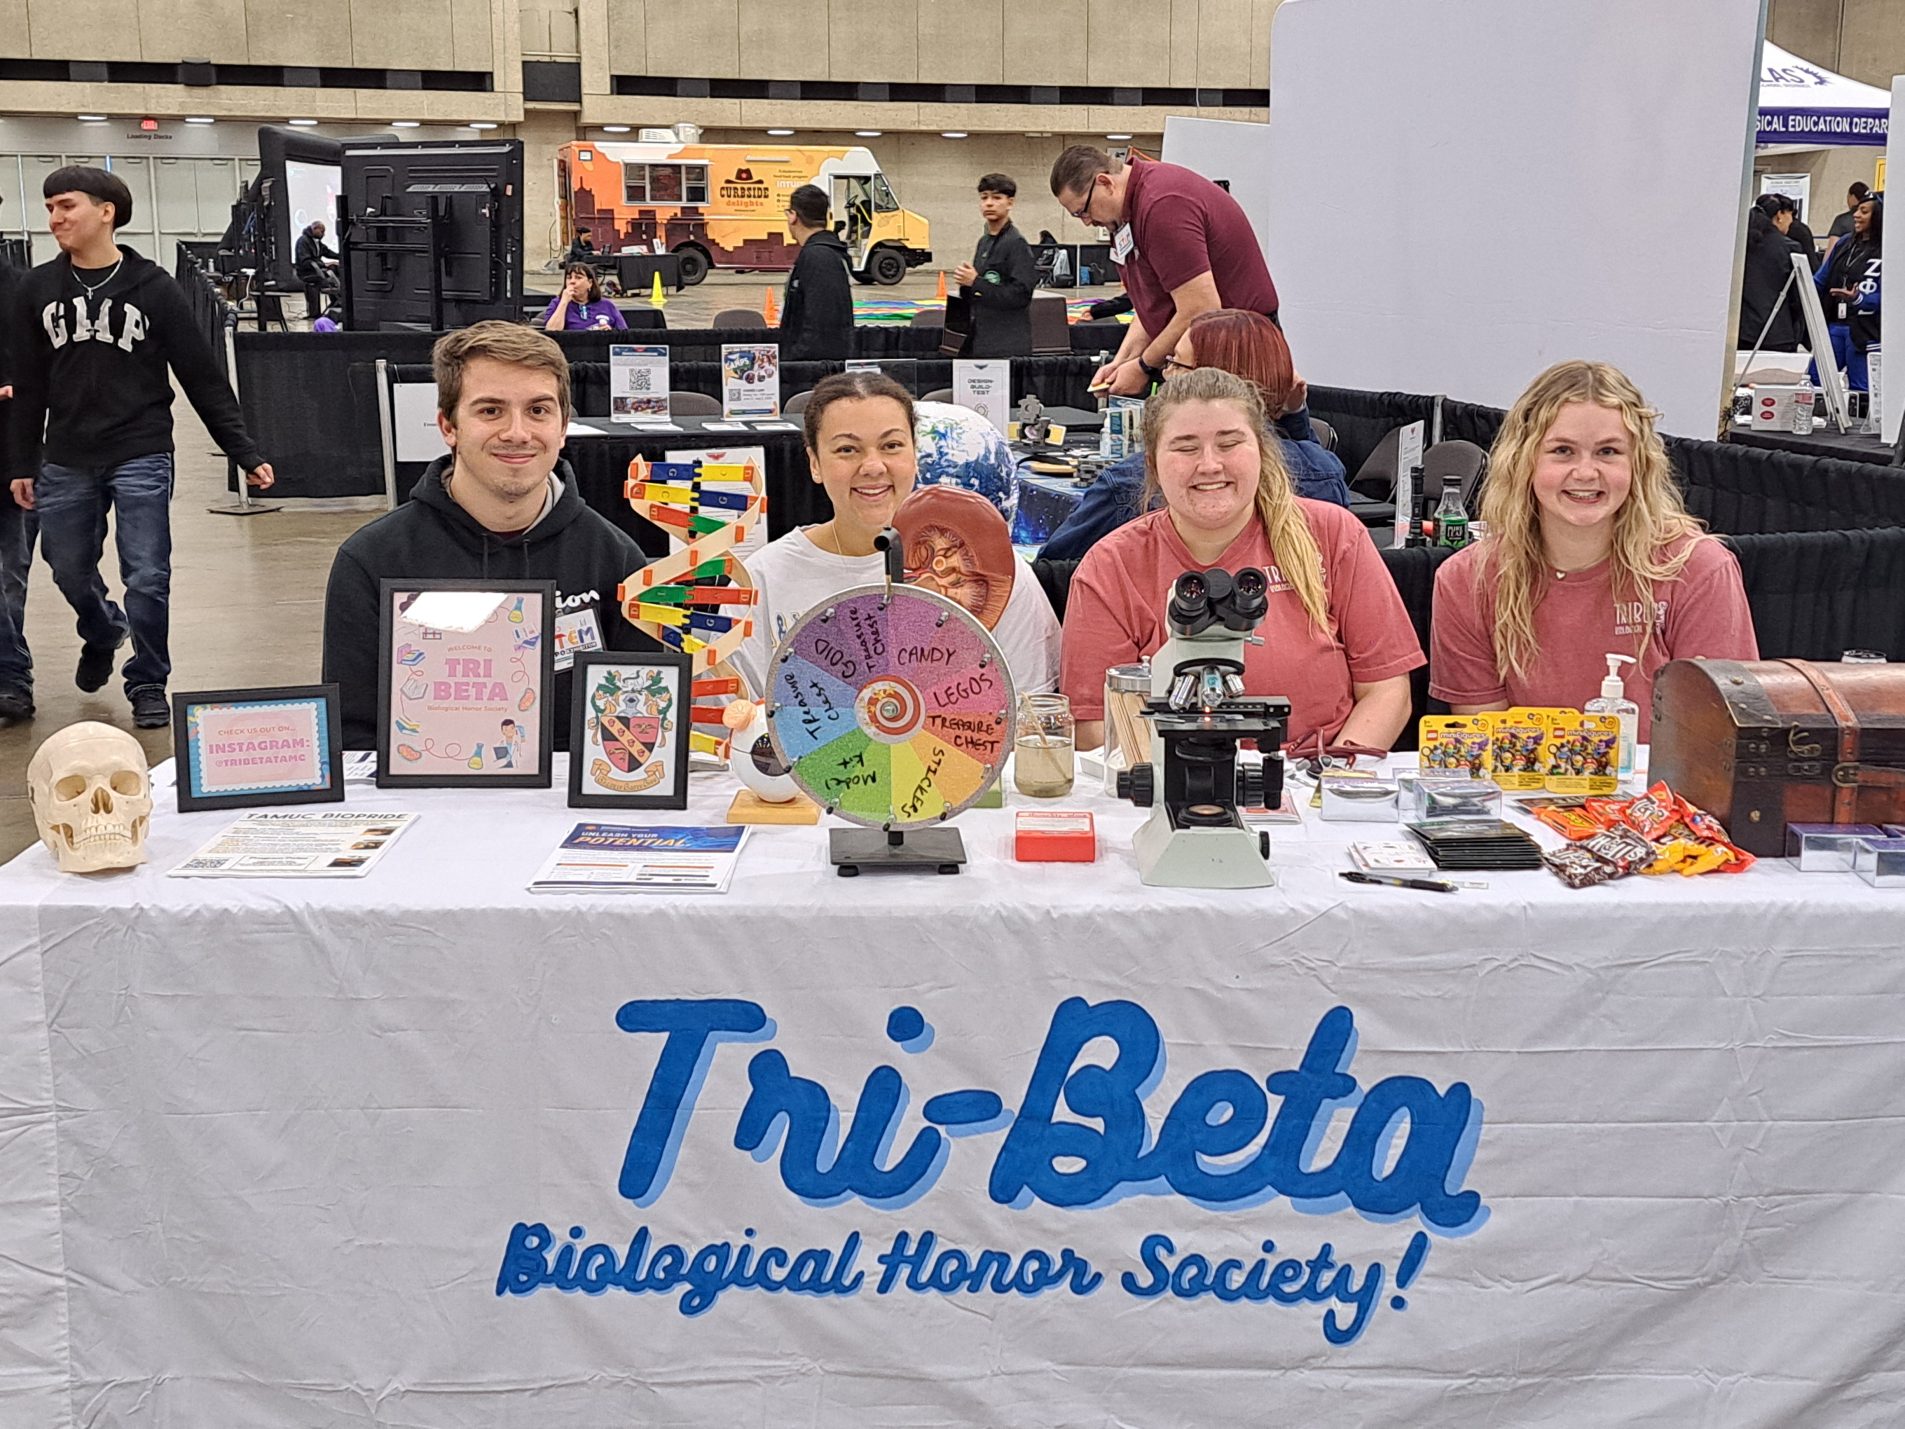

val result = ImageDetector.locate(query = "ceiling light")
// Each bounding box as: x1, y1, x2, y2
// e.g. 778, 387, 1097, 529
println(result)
392, 120, 421, 128
288, 118, 318, 127
941, 131, 968, 139
767, 128, 795, 136
855, 130, 883, 138
1106, 133, 1132, 140
78, 114, 107, 122
184, 116, 215, 125
469, 121, 499, 130
1025, 131, 1053, 138
602, 124, 631, 133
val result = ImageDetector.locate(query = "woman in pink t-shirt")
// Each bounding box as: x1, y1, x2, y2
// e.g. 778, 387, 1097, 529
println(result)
1061, 368, 1423, 752
1430, 361, 1758, 740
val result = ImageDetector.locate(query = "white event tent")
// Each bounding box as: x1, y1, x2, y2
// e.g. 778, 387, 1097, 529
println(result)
1757, 41, 1889, 148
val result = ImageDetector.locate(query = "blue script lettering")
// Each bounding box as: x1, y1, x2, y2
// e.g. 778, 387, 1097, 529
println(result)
614, 999, 770, 1203
991, 1002, 1484, 1231
733, 1052, 946, 1206
875, 1229, 1102, 1297
1120, 1232, 1400, 1345
496, 1222, 863, 1314
612, 998, 1484, 1232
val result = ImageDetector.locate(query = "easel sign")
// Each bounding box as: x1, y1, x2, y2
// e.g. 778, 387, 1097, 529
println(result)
1790, 251, 1854, 434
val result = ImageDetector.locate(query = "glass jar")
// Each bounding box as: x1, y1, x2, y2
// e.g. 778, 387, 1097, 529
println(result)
1101, 664, 1151, 794
1014, 693, 1076, 798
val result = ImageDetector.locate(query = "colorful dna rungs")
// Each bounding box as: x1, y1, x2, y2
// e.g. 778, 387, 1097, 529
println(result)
619, 455, 766, 757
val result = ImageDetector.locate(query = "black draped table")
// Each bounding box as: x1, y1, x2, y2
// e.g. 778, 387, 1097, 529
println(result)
559, 417, 823, 555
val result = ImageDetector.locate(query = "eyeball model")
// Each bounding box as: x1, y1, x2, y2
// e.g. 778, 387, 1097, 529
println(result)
721, 699, 799, 802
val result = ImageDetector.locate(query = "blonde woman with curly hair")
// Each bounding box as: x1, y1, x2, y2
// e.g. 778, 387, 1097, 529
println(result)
1062, 367, 1422, 752
1430, 361, 1757, 739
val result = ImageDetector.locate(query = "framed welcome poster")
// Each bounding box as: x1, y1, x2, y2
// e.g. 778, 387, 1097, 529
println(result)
568, 651, 692, 809
375, 580, 556, 789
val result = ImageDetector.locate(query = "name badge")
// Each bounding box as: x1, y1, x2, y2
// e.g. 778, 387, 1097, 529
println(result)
1112, 225, 1134, 265
553, 607, 604, 672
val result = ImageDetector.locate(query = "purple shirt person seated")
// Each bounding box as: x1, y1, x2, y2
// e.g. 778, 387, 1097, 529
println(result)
538, 296, 627, 331
540, 263, 628, 332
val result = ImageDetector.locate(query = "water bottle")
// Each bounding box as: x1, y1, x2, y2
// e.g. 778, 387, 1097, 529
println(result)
1433, 487, 1470, 548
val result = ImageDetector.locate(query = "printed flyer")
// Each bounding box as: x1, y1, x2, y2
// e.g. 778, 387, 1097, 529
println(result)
528, 823, 750, 894
610, 344, 671, 420
168, 812, 420, 878
721, 343, 781, 419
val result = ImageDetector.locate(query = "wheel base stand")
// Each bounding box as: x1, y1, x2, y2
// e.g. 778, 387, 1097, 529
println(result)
832, 827, 965, 876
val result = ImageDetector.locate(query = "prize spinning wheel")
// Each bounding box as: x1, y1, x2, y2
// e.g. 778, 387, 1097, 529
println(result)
766, 583, 1014, 875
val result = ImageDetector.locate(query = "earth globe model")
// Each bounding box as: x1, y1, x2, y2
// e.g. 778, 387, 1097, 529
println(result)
913, 402, 1018, 521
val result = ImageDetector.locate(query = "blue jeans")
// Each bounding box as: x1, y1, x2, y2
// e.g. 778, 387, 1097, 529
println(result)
35, 453, 175, 694
1807, 323, 1854, 390
0, 494, 33, 695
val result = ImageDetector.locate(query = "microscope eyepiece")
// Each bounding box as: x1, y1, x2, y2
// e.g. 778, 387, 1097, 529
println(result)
1228, 565, 1270, 627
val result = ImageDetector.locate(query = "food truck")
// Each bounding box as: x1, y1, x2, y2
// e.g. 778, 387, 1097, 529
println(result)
557, 136, 932, 285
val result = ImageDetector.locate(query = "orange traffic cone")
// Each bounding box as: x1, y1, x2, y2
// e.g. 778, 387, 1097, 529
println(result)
763, 286, 778, 326
936, 270, 947, 302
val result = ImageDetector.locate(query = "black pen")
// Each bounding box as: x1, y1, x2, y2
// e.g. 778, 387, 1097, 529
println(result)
1339, 870, 1459, 894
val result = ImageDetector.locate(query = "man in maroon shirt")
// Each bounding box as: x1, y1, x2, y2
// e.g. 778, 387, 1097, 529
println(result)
1050, 145, 1280, 397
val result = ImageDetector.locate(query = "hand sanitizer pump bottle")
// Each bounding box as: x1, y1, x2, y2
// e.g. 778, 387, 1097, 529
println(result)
1585, 653, 1640, 778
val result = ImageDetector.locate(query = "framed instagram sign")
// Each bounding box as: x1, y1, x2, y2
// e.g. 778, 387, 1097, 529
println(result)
375, 581, 556, 789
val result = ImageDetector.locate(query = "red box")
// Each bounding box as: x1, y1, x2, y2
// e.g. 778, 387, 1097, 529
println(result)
1014, 810, 1097, 862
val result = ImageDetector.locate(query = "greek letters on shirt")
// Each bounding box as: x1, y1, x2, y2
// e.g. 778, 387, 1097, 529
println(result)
41, 297, 149, 353
1612, 598, 1668, 639
1855, 254, 1882, 303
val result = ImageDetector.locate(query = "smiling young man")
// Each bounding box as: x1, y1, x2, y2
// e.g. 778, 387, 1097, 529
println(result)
8, 165, 275, 728
321, 321, 654, 750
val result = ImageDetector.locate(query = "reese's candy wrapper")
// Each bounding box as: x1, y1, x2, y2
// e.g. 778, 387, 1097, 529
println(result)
1535, 805, 1606, 841
1678, 842, 1735, 877
1622, 782, 1684, 839
1643, 840, 1705, 876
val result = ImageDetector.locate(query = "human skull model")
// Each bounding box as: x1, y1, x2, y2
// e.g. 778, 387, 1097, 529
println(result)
26, 722, 152, 874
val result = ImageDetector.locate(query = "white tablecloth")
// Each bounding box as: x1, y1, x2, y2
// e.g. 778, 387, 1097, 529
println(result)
3, 756, 1903, 1426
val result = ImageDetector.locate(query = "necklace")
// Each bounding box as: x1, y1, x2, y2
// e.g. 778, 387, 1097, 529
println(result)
72, 256, 123, 298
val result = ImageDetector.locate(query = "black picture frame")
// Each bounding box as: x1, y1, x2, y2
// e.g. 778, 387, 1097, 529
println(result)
376, 579, 557, 789
567, 650, 694, 809
171, 684, 347, 813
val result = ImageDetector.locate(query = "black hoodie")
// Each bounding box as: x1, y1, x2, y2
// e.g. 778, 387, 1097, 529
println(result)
8, 243, 265, 478
780, 230, 855, 361
322, 456, 655, 751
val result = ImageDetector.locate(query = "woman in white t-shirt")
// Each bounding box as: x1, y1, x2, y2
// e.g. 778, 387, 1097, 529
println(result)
735, 370, 1060, 699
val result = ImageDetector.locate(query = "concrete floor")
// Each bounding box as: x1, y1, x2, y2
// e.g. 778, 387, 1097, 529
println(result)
0, 270, 1032, 860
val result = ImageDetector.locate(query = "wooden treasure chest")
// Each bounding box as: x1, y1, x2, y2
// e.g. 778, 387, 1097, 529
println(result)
1650, 659, 1905, 857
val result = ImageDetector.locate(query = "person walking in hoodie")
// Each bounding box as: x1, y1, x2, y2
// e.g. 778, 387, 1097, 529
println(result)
322, 321, 656, 751
778, 184, 854, 361
7, 166, 275, 729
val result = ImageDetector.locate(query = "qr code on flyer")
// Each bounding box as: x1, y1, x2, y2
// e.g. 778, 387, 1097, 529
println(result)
628, 368, 656, 392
